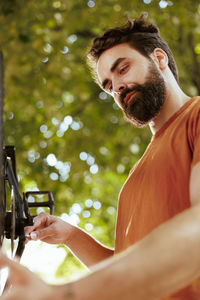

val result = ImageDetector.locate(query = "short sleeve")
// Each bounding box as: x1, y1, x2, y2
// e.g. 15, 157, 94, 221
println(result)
189, 108, 200, 168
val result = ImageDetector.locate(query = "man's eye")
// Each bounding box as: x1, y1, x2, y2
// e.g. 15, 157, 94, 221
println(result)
119, 65, 128, 74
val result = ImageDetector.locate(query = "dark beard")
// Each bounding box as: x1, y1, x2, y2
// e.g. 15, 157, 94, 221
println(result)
120, 61, 166, 128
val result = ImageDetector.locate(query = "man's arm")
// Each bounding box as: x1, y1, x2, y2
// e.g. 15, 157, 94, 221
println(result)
25, 213, 113, 268
3, 202, 200, 300
70, 161, 200, 300
74, 204, 200, 300
65, 225, 114, 267
60, 161, 200, 299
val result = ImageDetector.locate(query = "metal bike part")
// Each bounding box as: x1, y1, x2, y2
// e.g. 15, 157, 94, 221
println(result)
0, 51, 4, 246
11, 186, 16, 256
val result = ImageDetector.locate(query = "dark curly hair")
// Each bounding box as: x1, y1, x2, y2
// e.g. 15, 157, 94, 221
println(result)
87, 14, 178, 82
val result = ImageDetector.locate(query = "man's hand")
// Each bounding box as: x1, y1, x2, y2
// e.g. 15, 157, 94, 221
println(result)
25, 212, 113, 268
25, 212, 75, 245
0, 253, 59, 300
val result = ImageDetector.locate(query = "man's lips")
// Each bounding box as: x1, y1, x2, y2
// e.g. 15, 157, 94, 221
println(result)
123, 91, 137, 105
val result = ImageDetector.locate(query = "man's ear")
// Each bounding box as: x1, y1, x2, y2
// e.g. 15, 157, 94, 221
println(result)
150, 48, 168, 70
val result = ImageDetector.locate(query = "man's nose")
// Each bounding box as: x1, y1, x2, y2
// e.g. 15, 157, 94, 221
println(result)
113, 82, 127, 94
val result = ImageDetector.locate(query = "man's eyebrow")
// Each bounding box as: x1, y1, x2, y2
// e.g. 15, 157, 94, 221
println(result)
101, 57, 127, 89
110, 57, 126, 72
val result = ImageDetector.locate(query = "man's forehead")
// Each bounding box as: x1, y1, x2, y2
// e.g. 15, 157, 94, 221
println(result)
97, 43, 134, 67
96, 43, 139, 83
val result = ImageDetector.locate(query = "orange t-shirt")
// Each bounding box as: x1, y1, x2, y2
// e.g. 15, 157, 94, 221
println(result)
115, 97, 200, 299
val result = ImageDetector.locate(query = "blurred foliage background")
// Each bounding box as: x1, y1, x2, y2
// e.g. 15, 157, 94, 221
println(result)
0, 0, 200, 283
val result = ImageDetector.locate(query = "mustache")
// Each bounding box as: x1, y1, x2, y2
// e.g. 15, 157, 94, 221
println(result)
120, 85, 142, 104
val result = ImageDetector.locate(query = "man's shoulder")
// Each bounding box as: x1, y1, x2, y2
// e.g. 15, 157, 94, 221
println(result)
182, 96, 200, 118
187, 96, 200, 109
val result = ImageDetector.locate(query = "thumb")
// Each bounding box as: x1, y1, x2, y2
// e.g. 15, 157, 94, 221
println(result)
30, 226, 53, 241
25, 226, 35, 235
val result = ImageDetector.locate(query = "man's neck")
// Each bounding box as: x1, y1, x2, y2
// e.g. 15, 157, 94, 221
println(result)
149, 84, 191, 135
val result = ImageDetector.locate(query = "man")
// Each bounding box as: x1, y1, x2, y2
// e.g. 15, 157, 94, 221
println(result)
1, 14, 200, 300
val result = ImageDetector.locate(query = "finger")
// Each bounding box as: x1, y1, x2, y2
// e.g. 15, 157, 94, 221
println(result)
25, 213, 51, 234
25, 236, 32, 244
24, 222, 42, 235
29, 226, 53, 241
25, 226, 35, 234
32, 217, 45, 228
34, 212, 55, 226
25, 224, 46, 236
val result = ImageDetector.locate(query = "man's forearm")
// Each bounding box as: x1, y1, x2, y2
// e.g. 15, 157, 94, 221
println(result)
64, 204, 200, 300
25, 213, 113, 269
66, 226, 114, 268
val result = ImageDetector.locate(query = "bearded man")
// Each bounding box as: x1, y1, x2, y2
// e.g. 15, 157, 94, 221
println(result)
1, 14, 200, 300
